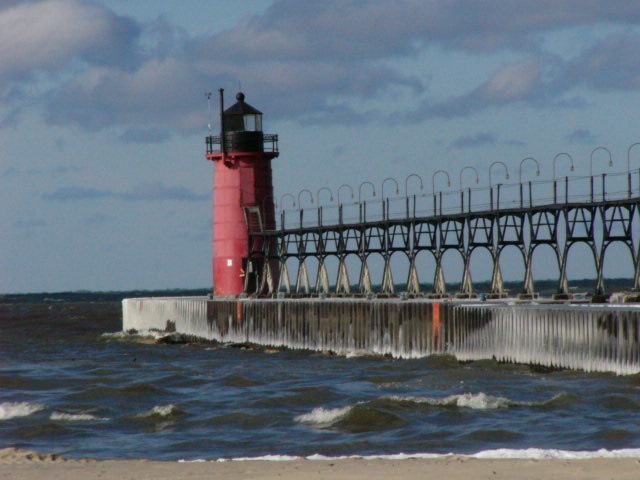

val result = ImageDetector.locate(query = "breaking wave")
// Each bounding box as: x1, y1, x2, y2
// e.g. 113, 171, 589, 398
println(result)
50, 412, 108, 422
138, 404, 185, 418
213, 448, 640, 462
295, 406, 352, 426
378, 392, 568, 410
381, 392, 515, 409
0, 402, 45, 420
295, 404, 407, 432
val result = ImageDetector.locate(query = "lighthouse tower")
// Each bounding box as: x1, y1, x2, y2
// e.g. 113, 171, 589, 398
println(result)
206, 90, 279, 296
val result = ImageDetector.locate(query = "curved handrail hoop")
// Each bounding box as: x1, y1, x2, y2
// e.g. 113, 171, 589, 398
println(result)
459, 166, 480, 189
404, 173, 424, 196
431, 169, 451, 194
337, 184, 355, 204
552, 152, 574, 180
519, 157, 541, 183
317, 187, 334, 205
627, 142, 640, 172
381, 177, 400, 199
589, 146, 613, 177
280, 193, 296, 209
358, 181, 376, 202
297, 189, 314, 208
489, 161, 509, 187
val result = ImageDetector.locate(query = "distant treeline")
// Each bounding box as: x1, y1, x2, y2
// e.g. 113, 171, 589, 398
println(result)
0, 288, 212, 304
2, 278, 637, 304
407, 278, 637, 296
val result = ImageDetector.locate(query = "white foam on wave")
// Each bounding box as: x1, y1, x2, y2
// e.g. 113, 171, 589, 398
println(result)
100, 331, 127, 339
141, 404, 181, 417
294, 406, 352, 425
471, 448, 640, 459
50, 412, 108, 422
102, 329, 168, 340
208, 448, 640, 463
0, 402, 45, 420
218, 455, 301, 462
385, 392, 516, 410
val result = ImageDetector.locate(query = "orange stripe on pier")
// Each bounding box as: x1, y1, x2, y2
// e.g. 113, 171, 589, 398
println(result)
433, 303, 441, 348
237, 300, 243, 325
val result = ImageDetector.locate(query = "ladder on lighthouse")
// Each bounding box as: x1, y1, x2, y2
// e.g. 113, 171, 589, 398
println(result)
242, 206, 264, 234
242, 206, 276, 293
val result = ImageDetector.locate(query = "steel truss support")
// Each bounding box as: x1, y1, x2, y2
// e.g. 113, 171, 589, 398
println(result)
635, 244, 640, 290
336, 256, 351, 294
359, 256, 373, 294
490, 254, 505, 295
316, 258, 330, 294
381, 255, 395, 294
278, 259, 291, 293
459, 252, 474, 295
407, 255, 421, 295
432, 253, 446, 295
296, 261, 310, 294
246, 196, 640, 297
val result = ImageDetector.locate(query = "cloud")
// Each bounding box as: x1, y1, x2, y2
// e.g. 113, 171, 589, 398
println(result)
55, 138, 65, 152
401, 55, 568, 121
564, 32, 640, 91
50, 166, 81, 176
42, 186, 112, 200
566, 129, 597, 144
0, 165, 81, 178
1, 167, 18, 178
120, 182, 209, 201
42, 182, 210, 202
503, 139, 527, 147
43, 57, 221, 132
14, 218, 48, 228
84, 213, 111, 225
0, 0, 139, 83
119, 127, 172, 144
193, 1, 640, 61
7, 1, 640, 131
449, 132, 497, 149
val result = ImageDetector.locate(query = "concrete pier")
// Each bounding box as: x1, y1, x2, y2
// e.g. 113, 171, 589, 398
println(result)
122, 297, 640, 375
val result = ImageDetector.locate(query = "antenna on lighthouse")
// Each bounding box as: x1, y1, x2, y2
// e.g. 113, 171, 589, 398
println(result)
205, 91, 212, 134
218, 88, 226, 154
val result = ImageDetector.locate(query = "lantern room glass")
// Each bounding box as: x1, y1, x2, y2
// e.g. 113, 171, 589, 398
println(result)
244, 113, 262, 132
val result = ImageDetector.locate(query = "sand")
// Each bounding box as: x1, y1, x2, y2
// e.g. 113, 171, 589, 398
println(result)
1, 448, 639, 480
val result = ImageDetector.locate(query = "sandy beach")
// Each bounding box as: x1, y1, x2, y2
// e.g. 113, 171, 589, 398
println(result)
1, 448, 638, 480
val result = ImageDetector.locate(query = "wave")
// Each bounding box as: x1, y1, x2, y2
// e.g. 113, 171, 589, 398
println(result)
295, 404, 407, 433
294, 392, 523, 429
50, 412, 108, 422
377, 392, 575, 410
295, 406, 352, 425
381, 392, 519, 410
138, 404, 185, 418
471, 448, 640, 459
212, 448, 640, 462
0, 402, 45, 420
295, 392, 563, 434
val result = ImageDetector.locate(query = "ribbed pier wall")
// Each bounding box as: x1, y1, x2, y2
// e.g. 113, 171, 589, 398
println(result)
122, 297, 640, 375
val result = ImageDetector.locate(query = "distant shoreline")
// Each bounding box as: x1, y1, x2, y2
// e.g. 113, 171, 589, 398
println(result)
1, 277, 637, 302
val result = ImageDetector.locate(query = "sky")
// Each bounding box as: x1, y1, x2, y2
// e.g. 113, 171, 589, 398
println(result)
3, 0, 640, 293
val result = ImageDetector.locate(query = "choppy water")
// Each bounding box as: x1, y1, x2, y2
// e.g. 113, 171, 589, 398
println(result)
1, 299, 640, 461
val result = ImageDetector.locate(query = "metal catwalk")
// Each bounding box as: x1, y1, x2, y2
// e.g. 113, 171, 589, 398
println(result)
245, 163, 640, 297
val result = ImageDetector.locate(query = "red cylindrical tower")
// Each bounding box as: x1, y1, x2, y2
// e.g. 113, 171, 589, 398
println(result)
206, 90, 279, 296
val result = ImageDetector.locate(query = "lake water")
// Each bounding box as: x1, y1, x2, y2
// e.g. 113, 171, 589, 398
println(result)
1, 298, 640, 461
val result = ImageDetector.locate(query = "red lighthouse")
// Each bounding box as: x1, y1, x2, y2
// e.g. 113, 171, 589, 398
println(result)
206, 90, 279, 296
